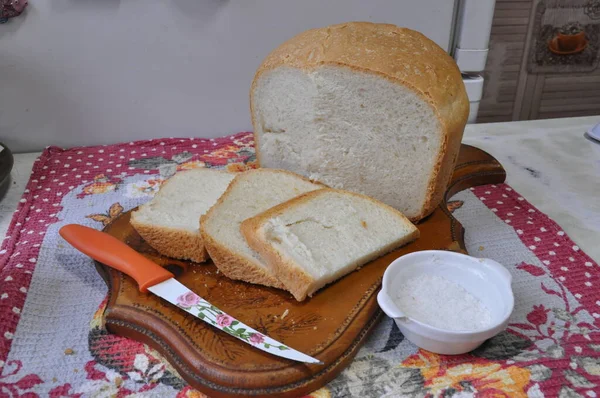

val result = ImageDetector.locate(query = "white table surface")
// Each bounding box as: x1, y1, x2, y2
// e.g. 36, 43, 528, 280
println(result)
1, 116, 599, 262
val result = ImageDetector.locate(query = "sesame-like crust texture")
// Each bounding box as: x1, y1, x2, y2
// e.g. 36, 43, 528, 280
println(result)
200, 220, 285, 289
130, 217, 209, 263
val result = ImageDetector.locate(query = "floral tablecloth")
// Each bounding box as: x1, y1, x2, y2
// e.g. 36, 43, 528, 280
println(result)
0, 132, 599, 397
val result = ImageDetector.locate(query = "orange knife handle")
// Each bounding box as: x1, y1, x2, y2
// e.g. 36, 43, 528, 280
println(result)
59, 224, 173, 292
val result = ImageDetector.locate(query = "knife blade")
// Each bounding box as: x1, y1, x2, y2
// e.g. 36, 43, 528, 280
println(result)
59, 224, 322, 365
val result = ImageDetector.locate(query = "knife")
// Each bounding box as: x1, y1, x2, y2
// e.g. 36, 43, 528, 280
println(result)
59, 224, 323, 365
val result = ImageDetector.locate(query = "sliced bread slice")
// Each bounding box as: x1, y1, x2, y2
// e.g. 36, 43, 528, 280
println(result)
241, 188, 419, 301
200, 169, 324, 289
130, 168, 235, 263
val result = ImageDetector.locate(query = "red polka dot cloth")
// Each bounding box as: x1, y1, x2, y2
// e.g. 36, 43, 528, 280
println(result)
0, 133, 598, 397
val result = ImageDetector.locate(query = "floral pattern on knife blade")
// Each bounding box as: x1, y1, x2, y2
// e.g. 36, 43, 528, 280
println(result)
175, 292, 288, 351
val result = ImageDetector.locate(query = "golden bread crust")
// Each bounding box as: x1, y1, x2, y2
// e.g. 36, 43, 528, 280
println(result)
130, 216, 208, 263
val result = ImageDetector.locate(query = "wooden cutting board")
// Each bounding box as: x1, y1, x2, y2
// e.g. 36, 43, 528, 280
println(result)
96, 144, 505, 398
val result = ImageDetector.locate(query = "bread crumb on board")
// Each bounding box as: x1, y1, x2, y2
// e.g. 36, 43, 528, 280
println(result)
478, 246, 484, 251
281, 309, 289, 320
64, 348, 75, 355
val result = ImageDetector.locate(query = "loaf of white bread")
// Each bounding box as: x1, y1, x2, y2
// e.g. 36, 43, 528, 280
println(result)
250, 22, 469, 221
130, 168, 235, 263
241, 189, 419, 301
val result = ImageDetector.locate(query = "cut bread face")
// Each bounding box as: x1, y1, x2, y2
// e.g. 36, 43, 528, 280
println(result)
251, 22, 469, 221
200, 169, 324, 289
241, 188, 419, 301
253, 66, 441, 220
130, 168, 235, 263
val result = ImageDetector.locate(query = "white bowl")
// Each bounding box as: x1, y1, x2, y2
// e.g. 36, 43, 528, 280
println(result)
377, 250, 514, 355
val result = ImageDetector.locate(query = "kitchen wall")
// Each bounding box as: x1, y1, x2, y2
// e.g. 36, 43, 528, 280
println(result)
0, 0, 457, 153
478, 0, 600, 122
